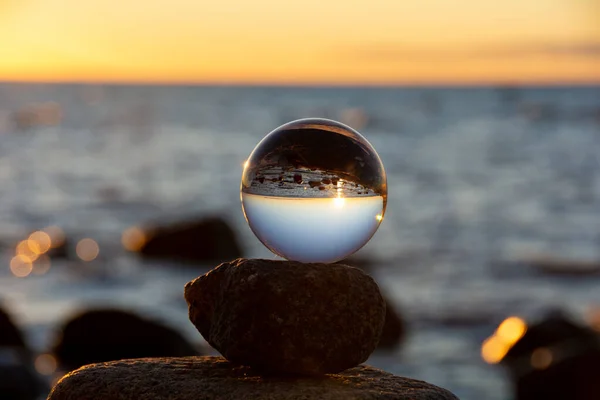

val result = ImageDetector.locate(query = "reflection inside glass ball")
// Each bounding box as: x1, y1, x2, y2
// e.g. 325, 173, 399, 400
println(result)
241, 118, 387, 263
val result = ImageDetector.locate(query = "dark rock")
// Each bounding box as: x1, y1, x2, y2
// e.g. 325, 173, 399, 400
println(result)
378, 298, 406, 350
293, 173, 302, 184
257, 176, 265, 183
50, 308, 200, 372
308, 181, 321, 188
48, 356, 459, 400
47, 238, 69, 259
322, 178, 331, 185
318, 186, 325, 190
502, 310, 600, 400
335, 255, 374, 271
524, 255, 600, 276
0, 304, 49, 400
136, 216, 243, 264
184, 259, 386, 375
0, 306, 27, 349
334, 257, 405, 350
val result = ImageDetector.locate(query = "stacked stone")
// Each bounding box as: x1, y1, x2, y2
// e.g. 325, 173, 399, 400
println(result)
48, 258, 458, 400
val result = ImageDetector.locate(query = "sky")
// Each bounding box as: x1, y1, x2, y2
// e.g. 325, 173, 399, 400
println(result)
0, 0, 599, 85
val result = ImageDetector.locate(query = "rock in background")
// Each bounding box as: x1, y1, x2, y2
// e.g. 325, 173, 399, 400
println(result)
50, 308, 201, 372
502, 311, 600, 400
134, 216, 243, 264
0, 304, 49, 400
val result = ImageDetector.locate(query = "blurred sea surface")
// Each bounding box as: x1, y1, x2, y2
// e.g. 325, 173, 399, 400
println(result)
0, 84, 599, 400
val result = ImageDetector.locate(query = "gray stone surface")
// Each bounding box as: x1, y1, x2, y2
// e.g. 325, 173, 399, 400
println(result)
48, 356, 459, 400
184, 258, 386, 375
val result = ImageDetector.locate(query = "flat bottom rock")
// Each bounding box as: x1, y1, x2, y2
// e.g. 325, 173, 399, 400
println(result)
48, 356, 458, 400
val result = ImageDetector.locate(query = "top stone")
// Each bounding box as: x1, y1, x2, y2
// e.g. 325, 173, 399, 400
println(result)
184, 258, 386, 375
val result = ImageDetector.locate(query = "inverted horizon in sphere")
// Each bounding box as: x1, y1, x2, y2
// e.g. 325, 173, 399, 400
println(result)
242, 193, 384, 263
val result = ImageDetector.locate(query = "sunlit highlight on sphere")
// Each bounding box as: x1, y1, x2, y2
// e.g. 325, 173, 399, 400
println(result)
241, 118, 387, 263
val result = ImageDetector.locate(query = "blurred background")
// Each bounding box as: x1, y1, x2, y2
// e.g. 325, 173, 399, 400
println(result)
0, 1, 599, 399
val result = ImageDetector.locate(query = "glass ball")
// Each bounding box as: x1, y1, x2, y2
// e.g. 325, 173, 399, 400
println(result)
241, 118, 387, 263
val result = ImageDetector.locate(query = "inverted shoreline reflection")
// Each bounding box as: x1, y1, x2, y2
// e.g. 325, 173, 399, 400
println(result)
241, 193, 384, 263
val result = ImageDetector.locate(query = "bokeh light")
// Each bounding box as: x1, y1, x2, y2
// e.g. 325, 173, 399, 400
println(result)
44, 225, 65, 248
28, 231, 52, 254
496, 316, 527, 344
34, 354, 58, 376
121, 226, 147, 252
586, 307, 600, 332
530, 347, 553, 370
32, 254, 52, 275
481, 335, 510, 364
10, 255, 33, 278
481, 316, 528, 364
76, 238, 99, 261
15, 240, 39, 262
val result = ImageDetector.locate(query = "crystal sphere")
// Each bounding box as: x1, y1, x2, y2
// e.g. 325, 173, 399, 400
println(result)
241, 118, 387, 263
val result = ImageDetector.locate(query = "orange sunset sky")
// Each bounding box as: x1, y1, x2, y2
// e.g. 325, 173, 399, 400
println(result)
0, 0, 599, 85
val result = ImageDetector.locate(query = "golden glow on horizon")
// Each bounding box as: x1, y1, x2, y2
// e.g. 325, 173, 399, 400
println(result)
0, 0, 598, 84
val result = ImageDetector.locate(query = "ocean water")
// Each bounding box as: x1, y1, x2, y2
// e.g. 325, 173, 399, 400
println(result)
0, 84, 599, 399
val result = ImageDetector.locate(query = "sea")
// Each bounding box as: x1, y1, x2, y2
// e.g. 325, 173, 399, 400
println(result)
0, 83, 599, 399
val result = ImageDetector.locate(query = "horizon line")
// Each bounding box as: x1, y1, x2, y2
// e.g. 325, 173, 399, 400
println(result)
1, 79, 599, 88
